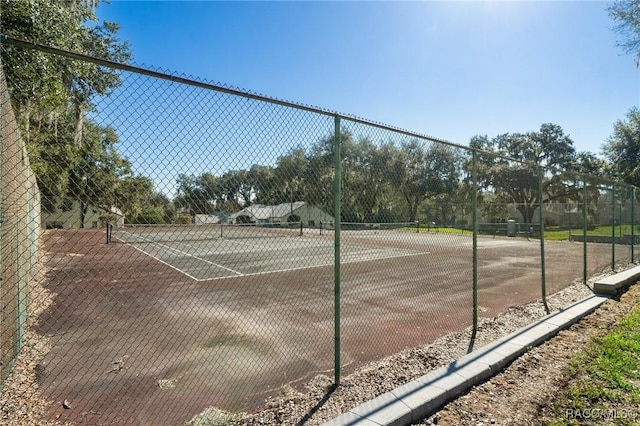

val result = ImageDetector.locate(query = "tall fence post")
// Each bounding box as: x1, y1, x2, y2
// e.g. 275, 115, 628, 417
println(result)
583, 177, 588, 285
612, 182, 616, 271
538, 167, 547, 307
472, 151, 478, 334
333, 115, 341, 386
632, 187, 636, 264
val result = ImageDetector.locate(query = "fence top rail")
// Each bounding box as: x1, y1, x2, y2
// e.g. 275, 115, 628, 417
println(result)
0, 34, 465, 149
4, 33, 640, 184
0, 34, 544, 167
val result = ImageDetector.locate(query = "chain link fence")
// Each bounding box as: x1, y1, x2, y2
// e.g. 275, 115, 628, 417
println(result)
1, 37, 639, 425
0, 61, 41, 383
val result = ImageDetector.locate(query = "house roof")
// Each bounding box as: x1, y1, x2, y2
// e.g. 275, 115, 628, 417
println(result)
229, 202, 307, 221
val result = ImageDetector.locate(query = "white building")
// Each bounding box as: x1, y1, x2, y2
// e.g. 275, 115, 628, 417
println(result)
194, 212, 227, 225
227, 202, 332, 227
41, 200, 124, 229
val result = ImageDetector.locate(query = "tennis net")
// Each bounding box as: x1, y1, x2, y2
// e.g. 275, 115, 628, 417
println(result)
319, 221, 421, 235
107, 222, 304, 244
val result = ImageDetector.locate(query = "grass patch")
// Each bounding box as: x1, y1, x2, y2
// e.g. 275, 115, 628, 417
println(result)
587, 224, 635, 238
547, 301, 640, 425
417, 226, 469, 234
544, 230, 572, 241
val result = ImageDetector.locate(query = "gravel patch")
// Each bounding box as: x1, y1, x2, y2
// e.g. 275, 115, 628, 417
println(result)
1, 256, 71, 426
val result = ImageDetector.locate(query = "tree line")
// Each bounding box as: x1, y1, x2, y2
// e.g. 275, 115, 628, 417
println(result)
175, 132, 461, 224
174, 122, 625, 227
1, 0, 640, 228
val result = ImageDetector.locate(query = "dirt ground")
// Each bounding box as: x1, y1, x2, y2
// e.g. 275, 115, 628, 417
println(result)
417, 281, 640, 426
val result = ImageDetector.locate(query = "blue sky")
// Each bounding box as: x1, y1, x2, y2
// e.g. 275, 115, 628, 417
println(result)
97, 0, 639, 158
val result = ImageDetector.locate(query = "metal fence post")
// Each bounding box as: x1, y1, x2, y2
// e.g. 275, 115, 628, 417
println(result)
583, 177, 588, 285
16, 222, 23, 354
612, 182, 616, 271
632, 187, 636, 264
538, 167, 547, 307
333, 115, 341, 386
472, 150, 478, 334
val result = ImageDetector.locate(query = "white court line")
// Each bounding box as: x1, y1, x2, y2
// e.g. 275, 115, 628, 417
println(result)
114, 232, 243, 276
125, 243, 201, 281
192, 250, 430, 282
115, 231, 429, 282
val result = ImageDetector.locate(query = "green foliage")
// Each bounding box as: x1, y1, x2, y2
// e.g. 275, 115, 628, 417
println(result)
65, 121, 131, 227
549, 301, 640, 424
174, 214, 194, 225
470, 124, 582, 224
608, 0, 640, 66
175, 173, 220, 215
1, 0, 132, 113
174, 132, 463, 224
116, 176, 174, 224
1, 0, 135, 224
603, 108, 640, 188
389, 141, 460, 222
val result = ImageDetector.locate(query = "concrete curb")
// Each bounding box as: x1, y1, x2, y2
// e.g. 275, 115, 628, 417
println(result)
321, 281, 631, 426
593, 265, 640, 295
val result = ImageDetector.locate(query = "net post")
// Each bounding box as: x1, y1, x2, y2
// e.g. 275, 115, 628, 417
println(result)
416, 220, 419, 233
299, 221, 303, 236
106, 223, 112, 244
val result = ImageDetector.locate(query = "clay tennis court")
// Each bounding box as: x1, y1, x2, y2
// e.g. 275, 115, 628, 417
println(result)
36, 227, 616, 425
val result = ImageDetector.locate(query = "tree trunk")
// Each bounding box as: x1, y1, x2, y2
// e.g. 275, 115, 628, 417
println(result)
80, 200, 87, 229
74, 102, 84, 146
408, 198, 419, 223
517, 203, 537, 224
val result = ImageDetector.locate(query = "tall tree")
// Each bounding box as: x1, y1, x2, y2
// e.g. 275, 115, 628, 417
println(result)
304, 131, 349, 216
608, 0, 640, 66
472, 124, 578, 224
174, 173, 220, 215
274, 149, 309, 206
1, 0, 132, 211
220, 170, 253, 208
116, 176, 175, 224
249, 164, 279, 205
389, 140, 459, 222
349, 139, 395, 223
603, 107, 640, 187
65, 121, 131, 228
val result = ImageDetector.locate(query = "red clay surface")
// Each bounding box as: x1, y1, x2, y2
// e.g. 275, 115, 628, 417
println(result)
35, 228, 618, 425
